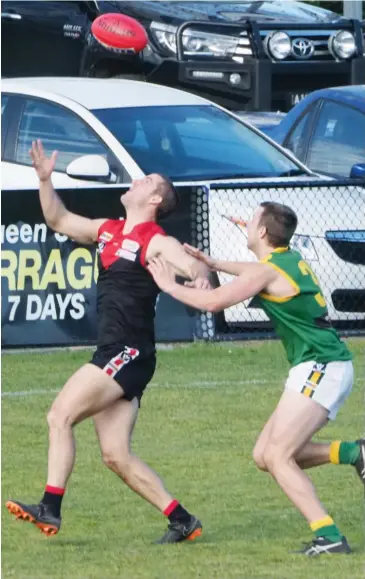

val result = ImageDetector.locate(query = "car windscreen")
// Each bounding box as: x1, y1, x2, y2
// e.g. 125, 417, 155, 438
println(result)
92, 105, 305, 181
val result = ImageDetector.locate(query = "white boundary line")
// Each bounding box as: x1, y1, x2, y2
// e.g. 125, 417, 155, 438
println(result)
2, 389, 61, 398
1, 378, 363, 398
2, 378, 362, 399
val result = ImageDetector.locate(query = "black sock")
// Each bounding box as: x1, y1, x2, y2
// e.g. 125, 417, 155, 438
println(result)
41, 485, 65, 518
166, 501, 191, 524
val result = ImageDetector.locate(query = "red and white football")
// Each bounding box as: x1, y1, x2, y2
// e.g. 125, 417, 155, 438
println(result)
91, 13, 148, 53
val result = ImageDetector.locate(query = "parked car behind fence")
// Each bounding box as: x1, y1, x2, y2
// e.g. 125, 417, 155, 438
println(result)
247, 85, 365, 180
1, 78, 364, 347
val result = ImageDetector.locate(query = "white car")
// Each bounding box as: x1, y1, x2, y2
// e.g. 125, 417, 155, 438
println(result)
2, 77, 364, 328
2, 76, 312, 190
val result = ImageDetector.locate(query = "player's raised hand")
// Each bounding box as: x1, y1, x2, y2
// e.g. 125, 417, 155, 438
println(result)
29, 139, 58, 182
183, 243, 216, 269
147, 256, 176, 292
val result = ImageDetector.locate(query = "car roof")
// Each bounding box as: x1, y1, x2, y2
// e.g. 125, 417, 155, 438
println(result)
306, 85, 365, 111
2, 77, 210, 109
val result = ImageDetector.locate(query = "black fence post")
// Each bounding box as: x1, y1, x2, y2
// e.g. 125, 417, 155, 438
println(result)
191, 185, 216, 341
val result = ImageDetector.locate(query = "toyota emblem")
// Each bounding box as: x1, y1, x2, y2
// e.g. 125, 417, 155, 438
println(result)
292, 38, 315, 59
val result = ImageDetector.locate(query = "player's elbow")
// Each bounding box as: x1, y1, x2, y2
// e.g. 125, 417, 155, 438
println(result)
185, 259, 208, 282
194, 263, 210, 280
44, 216, 59, 231
43, 214, 65, 235
45, 208, 70, 235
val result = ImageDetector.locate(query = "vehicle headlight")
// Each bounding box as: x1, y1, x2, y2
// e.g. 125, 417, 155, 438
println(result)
291, 235, 318, 261
329, 30, 356, 60
150, 22, 239, 57
266, 31, 291, 60
150, 22, 177, 54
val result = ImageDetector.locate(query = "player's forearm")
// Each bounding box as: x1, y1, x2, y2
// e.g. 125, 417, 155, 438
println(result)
167, 283, 219, 312
39, 178, 68, 231
211, 260, 251, 277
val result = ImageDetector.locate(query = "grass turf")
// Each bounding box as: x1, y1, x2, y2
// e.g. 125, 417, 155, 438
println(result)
2, 338, 364, 579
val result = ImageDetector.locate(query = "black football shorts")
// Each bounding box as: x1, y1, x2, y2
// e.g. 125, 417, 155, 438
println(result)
90, 342, 156, 405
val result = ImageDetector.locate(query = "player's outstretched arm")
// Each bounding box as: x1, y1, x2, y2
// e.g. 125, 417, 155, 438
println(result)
183, 244, 254, 277
146, 235, 211, 289
148, 257, 276, 312
30, 140, 106, 245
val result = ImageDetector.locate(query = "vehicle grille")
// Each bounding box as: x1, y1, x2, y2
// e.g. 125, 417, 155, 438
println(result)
233, 29, 341, 62
331, 290, 365, 313
280, 30, 335, 61
325, 231, 365, 265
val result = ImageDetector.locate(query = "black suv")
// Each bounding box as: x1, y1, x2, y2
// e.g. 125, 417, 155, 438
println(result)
2, 1, 365, 111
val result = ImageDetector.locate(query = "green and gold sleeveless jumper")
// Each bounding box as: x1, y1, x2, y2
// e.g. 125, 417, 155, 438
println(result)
256, 248, 352, 367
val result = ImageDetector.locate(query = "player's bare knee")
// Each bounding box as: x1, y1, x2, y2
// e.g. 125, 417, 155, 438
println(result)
47, 405, 74, 430
252, 446, 268, 471
263, 445, 292, 473
102, 449, 132, 478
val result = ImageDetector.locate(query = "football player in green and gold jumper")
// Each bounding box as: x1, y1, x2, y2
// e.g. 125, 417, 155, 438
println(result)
147, 201, 364, 557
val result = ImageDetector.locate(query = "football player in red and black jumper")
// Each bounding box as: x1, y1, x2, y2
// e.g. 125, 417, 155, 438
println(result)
6, 140, 209, 544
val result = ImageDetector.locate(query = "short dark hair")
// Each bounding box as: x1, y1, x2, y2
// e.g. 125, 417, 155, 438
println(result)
155, 174, 179, 220
259, 202, 298, 247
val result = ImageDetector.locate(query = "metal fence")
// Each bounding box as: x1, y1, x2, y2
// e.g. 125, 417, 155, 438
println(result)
1, 180, 364, 348
192, 180, 365, 341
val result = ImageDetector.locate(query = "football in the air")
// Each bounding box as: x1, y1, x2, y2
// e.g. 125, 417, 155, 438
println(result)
91, 13, 148, 54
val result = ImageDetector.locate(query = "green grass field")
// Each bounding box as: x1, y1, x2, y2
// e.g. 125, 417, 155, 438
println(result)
2, 339, 364, 579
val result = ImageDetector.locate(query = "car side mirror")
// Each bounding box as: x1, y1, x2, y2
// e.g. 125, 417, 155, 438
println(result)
350, 163, 365, 181
66, 155, 116, 183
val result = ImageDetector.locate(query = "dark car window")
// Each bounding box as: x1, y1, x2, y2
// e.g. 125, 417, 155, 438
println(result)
93, 105, 303, 181
15, 99, 109, 172
1, 95, 10, 159
306, 100, 365, 177
284, 106, 315, 161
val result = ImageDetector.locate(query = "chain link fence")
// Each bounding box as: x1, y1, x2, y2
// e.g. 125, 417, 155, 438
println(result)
1, 181, 364, 347
191, 180, 365, 341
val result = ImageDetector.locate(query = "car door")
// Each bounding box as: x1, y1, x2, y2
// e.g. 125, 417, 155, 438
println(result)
304, 99, 365, 178
1, 95, 127, 190
1, 1, 90, 77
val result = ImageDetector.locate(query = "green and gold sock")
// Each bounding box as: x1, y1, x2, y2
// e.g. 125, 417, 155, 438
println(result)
330, 440, 360, 465
310, 516, 342, 543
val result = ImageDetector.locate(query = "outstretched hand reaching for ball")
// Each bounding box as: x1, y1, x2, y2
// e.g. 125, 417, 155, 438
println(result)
30, 139, 58, 182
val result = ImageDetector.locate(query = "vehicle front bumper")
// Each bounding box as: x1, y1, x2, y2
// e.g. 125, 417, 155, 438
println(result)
149, 56, 365, 111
